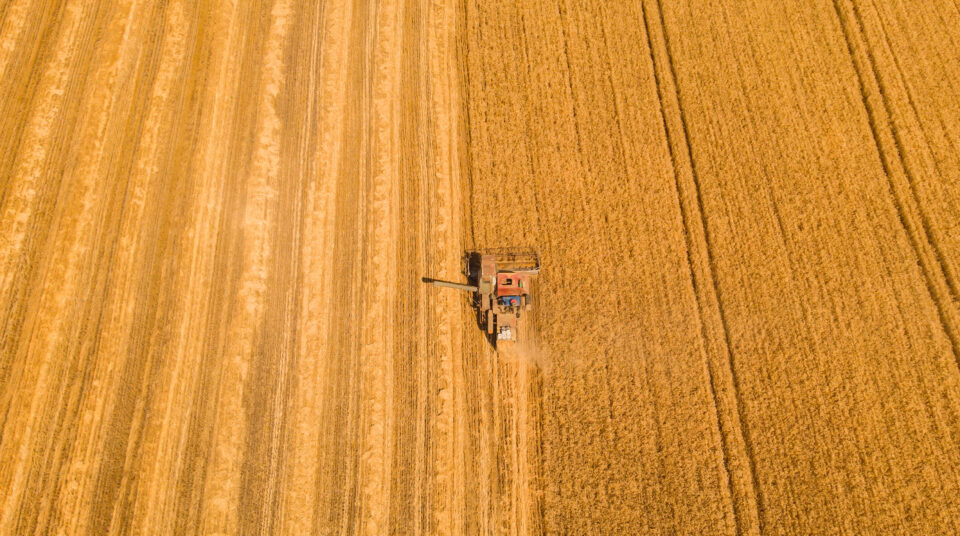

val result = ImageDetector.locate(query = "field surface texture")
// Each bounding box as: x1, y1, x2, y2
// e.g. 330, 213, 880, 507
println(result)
2, 0, 960, 534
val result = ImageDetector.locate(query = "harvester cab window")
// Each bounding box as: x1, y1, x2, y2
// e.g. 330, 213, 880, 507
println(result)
503, 278, 513, 285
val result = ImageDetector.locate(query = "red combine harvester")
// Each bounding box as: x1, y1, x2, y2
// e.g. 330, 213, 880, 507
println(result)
422, 248, 540, 344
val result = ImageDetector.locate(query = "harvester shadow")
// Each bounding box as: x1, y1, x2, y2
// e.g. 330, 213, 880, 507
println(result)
475, 306, 497, 349
464, 251, 499, 349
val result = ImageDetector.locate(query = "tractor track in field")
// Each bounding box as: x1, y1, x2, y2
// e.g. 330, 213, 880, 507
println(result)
642, 0, 764, 531
832, 0, 960, 365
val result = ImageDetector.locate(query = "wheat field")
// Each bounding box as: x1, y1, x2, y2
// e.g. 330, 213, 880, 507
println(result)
1, 0, 959, 534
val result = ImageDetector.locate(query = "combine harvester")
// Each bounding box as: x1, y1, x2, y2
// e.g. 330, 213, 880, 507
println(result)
423, 248, 540, 345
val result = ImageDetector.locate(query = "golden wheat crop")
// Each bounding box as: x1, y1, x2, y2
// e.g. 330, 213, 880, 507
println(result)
464, 0, 960, 533
1, 0, 959, 534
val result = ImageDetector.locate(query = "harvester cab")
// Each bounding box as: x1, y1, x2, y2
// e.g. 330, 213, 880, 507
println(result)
422, 248, 540, 345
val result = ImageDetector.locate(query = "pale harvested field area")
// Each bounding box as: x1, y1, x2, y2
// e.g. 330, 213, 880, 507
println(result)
2, 0, 960, 534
